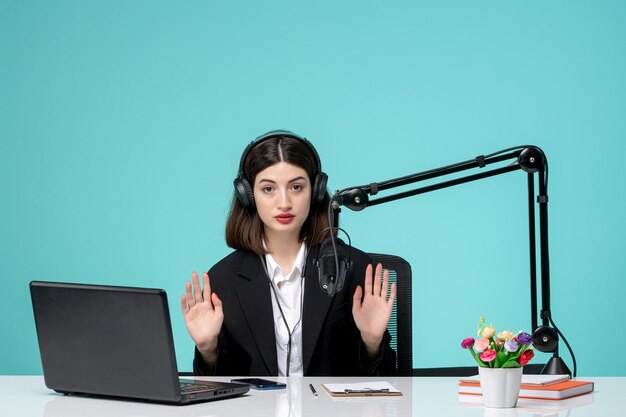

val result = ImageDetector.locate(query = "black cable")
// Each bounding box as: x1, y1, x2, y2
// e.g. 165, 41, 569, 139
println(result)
260, 254, 306, 376
549, 316, 577, 377
537, 154, 574, 377
328, 192, 341, 277
484, 145, 530, 159
545, 159, 549, 193
535, 152, 574, 378
325, 193, 352, 291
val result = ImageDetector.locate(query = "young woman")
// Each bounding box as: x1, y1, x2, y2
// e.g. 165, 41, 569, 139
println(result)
181, 130, 397, 376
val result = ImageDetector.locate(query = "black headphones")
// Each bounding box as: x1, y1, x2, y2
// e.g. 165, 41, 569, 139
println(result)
233, 130, 328, 210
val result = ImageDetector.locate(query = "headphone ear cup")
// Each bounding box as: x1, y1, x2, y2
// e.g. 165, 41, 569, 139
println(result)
234, 177, 255, 209
312, 172, 328, 206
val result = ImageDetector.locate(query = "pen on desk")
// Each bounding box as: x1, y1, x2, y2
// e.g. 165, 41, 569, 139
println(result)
309, 383, 318, 396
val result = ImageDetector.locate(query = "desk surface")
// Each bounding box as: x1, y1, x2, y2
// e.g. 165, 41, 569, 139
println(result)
0, 376, 621, 417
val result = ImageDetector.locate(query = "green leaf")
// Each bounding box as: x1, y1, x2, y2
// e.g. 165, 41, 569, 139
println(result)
502, 360, 521, 368
494, 351, 508, 368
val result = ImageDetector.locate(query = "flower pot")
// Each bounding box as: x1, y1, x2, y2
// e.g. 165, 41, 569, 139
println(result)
478, 367, 523, 408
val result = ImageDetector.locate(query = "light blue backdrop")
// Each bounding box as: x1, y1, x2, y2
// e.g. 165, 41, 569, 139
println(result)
2, 0, 625, 376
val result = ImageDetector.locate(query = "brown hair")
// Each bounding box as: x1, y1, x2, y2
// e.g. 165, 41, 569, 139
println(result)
225, 135, 331, 255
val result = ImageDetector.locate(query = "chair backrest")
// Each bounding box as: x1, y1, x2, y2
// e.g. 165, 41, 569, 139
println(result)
367, 253, 413, 376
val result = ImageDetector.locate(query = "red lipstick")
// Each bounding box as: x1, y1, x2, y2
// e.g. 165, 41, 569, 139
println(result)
275, 213, 294, 224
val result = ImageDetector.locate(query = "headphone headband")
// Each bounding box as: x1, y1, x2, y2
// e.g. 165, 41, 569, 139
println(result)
237, 130, 322, 178
234, 130, 328, 211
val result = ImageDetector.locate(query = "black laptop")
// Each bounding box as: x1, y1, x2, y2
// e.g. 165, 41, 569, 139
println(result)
30, 281, 250, 405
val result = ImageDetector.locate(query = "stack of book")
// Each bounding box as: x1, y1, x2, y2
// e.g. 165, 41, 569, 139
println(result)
458, 375, 594, 403
458, 393, 595, 413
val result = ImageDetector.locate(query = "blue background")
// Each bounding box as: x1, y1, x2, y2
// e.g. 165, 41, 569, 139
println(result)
2, 0, 625, 376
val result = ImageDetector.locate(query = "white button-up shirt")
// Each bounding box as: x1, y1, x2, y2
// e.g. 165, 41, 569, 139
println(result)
264, 243, 307, 376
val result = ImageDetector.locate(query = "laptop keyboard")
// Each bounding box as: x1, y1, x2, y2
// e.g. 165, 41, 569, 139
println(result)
179, 381, 221, 394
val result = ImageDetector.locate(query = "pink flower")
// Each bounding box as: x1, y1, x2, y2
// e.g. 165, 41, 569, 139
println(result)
518, 349, 535, 366
461, 338, 475, 349
473, 337, 490, 352
480, 349, 496, 362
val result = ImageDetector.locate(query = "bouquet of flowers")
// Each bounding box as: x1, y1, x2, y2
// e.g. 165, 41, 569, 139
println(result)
461, 316, 535, 368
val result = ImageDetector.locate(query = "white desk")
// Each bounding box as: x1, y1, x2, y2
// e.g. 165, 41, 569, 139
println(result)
0, 376, 621, 417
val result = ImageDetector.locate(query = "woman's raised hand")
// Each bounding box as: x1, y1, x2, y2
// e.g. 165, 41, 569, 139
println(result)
352, 263, 396, 359
180, 272, 223, 364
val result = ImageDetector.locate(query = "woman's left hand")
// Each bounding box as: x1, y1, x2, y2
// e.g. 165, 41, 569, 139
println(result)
352, 263, 396, 359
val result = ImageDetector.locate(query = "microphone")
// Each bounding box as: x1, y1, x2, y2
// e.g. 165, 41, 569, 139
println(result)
316, 236, 351, 297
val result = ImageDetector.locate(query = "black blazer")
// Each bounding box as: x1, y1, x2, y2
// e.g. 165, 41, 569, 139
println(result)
193, 245, 396, 376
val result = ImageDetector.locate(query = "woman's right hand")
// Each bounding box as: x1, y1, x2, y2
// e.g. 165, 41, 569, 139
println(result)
180, 272, 223, 365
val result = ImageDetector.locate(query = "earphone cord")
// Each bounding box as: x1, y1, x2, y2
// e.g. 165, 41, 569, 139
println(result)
261, 254, 306, 377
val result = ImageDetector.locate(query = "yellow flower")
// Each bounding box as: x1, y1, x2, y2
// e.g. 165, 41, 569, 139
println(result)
481, 326, 496, 339
497, 330, 513, 341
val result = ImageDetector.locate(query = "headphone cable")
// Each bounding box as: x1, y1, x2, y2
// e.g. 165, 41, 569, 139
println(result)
261, 253, 306, 377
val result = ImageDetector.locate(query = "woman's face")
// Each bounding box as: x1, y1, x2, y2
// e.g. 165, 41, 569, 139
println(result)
253, 161, 312, 242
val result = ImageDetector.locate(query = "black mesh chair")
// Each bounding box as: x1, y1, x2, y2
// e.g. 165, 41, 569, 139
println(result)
367, 253, 543, 377
368, 253, 413, 376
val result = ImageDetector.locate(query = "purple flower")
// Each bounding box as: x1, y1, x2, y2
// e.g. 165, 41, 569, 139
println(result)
461, 338, 475, 349
517, 332, 532, 345
504, 340, 519, 352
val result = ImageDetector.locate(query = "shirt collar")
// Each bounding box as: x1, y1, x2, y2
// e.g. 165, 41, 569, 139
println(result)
264, 242, 307, 285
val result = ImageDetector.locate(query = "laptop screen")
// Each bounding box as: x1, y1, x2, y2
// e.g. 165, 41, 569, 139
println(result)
30, 281, 182, 402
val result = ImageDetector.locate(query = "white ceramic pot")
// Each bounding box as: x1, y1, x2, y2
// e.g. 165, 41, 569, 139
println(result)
478, 367, 523, 408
